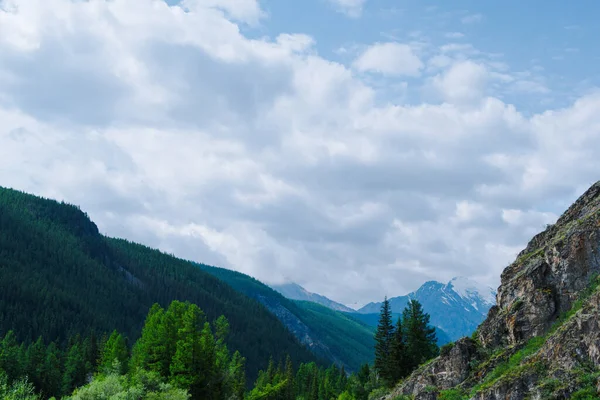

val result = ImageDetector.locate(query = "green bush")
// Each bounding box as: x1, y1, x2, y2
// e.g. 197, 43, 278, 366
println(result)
367, 386, 390, 400
440, 342, 455, 357
0, 373, 40, 400
438, 388, 467, 400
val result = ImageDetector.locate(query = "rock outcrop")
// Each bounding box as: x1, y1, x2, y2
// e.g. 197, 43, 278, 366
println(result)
384, 181, 600, 399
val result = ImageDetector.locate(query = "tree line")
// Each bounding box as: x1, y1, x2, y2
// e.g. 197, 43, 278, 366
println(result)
1, 297, 440, 399
0, 186, 316, 383
374, 298, 439, 386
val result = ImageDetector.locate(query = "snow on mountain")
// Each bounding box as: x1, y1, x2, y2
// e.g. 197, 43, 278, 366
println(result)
447, 276, 496, 307
358, 277, 497, 341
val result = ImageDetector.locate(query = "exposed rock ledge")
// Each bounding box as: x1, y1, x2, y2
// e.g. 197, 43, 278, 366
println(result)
382, 182, 600, 400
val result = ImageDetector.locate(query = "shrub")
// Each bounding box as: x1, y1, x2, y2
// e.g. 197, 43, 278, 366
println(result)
440, 342, 455, 357
438, 388, 467, 400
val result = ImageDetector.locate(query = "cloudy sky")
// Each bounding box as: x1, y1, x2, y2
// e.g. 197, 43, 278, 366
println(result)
1, 0, 599, 307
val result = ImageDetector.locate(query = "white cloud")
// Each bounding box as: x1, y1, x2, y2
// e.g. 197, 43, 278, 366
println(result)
461, 13, 483, 24
188, 0, 265, 25
431, 60, 488, 103
445, 32, 465, 39
353, 42, 423, 76
328, 0, 367, 18
0, 0, 598, 305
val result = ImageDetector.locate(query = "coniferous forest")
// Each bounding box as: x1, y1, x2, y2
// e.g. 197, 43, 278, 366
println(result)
0, 186, 441, 399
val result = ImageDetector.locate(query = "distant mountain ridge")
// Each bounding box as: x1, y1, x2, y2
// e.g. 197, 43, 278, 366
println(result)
198, 265, 375, 372
270, 282, 452, 347
270, 282, 355, 313
358, 277, 496, 341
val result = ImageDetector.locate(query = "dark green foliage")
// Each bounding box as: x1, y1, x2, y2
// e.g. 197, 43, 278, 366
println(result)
62, 342, 87, 395
402, 300, 439, 370
250, 359, 355, 400
439, 342, 455, 357
199, 264, 375, 372
0, 186, 315, 382
0, 331, 102, 398
0, 372, 40, 400
374, 297, 394, 383
438, 388, 467, 400
389, 317, 408, 383
100, 330, 129, 374
292, 301, 375, 371
374, 298, 439, 386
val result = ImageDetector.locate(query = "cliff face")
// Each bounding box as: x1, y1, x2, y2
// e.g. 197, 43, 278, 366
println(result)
384, 182, 600, 400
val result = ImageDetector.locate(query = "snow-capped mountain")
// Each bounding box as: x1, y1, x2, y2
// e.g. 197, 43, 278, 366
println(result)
270, 282, 356, 313
447, 276, 496, 311
358, 277, 497, 341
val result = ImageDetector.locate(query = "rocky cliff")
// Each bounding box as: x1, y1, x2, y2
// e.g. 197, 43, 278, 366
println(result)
383, 181, 600, 400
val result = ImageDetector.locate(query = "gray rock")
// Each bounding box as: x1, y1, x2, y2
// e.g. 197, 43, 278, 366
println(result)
380, 181, 600, 400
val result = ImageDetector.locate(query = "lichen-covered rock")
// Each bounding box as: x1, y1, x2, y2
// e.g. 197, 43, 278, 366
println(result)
384, 338, 482, 399
536, 291, 600, 370
478, 182, 600, 349
472, 372, 540, 400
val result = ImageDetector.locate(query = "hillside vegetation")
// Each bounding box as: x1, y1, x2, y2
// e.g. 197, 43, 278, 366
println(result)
199, 264, 375, 371
0, 186, 316, 381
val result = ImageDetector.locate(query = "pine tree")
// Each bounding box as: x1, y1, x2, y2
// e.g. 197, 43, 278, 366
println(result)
0, 331, 22, 382
389, 317, 408, 383
169, 304, 206, 398
374, 297, 394, 383
24, 337, 46, 391
131, 303, 167, 376
62, 342, 86, 395
41, 342, 62, 398
402, 300, 438, 371
100, 330, 129, 374
284, 355, 295, 400
228, 351, 246, 400
83, 332, 99, 372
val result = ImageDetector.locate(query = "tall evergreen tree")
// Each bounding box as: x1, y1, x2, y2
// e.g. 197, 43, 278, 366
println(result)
389, 317, 408, 383
24, 337, 46, 391
169, 304, 206, 399
402, 300, 438, 370
41, 342, 62, 398
228, 351, 246, 400
61, 342, 86, 395
284, 355, 295, 400
374, 297, 394, 383
99, 330, 129, 374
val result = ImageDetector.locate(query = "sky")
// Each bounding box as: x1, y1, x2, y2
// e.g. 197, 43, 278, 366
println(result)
1, 0, 599, 307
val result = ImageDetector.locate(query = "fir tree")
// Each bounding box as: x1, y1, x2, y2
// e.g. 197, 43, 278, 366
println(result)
402, 300, 438, 370
228, 351, 246, 400
389, 317, 408, 383
374, 297, 394, 383
100, 330, 129, 374
41, 342, 62, 398
62, 342, 86, 395
169, 304, 206, 398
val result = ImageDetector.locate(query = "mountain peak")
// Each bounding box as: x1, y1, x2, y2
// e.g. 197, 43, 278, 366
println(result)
270, 282, 355, 313
447, 276, 496, 306
358, 277, 496, 341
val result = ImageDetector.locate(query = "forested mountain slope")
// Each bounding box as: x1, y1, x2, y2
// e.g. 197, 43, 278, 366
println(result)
198, 264, 375, 371
0, 186, 316, 381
